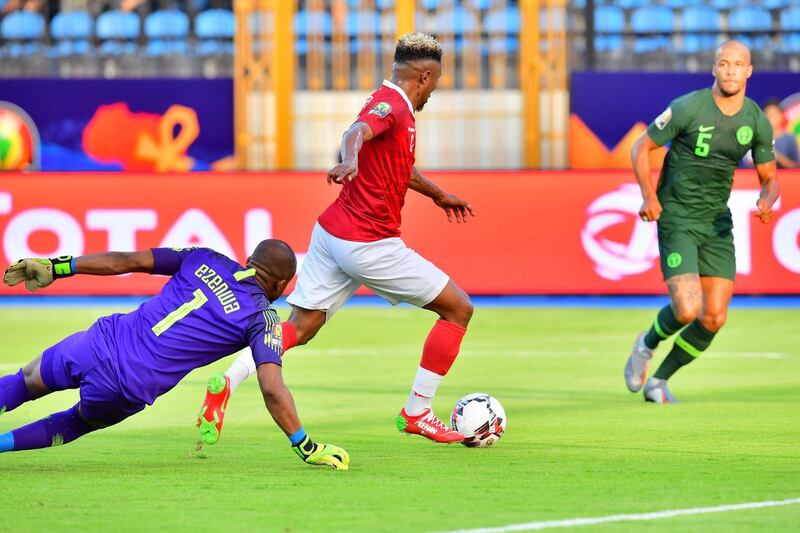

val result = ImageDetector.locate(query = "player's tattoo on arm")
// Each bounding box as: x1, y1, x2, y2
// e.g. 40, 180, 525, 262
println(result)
666, 273, 702, 323
755, 161, 780, 206
409, 167, 444, 201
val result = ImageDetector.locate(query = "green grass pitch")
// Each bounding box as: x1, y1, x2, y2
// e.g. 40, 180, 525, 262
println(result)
1, 304, 799, 532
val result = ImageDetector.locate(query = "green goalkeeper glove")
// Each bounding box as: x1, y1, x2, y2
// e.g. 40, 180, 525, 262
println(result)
3, 256, 75, 292
292, 436, 350, 471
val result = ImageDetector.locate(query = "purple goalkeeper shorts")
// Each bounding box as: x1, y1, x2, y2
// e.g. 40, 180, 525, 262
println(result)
40, 329, 145, 426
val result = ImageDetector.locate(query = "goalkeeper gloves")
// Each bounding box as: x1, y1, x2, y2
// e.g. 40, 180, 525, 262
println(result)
292, 435, 350, 471
3, 256, 75, 292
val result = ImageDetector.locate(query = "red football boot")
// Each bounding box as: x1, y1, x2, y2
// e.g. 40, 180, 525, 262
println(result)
396, 408, 464, 443
197, 373, 231, 445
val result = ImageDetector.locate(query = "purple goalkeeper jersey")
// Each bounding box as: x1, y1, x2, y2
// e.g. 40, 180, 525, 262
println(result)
87, 247, 283, 405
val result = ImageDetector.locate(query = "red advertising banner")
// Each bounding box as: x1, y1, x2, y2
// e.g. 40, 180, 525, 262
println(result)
0, 171, 798, 295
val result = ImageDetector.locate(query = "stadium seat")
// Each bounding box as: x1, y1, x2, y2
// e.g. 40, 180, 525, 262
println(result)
196, 9, 234, 56
593, 6, 624, 53
614, 0, 649, 9
679, 6, 721, 54
144, 10, 190, 56
485, 6, 520, 54
631, 5, 674, 53
0, 11, 45, 57
432, 6, 480, 35
294, 9, 333, 55
728, 5, 772, 50
662, 0, 704, 7
50, 11, 94, 57
710, 0, 744, 9
96, 10, 140, 55
763, 0, 791, 9
780, 6, 800, 30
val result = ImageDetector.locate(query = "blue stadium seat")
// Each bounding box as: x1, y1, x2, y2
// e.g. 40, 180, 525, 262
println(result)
144, 10, 190, 56
614, 0, 649, 9
681, 5, 721, 32
345, 10, 382, 53
593, 6, 624, 53
50, 11, 93, 57
96, 10, 140, 55
432, 7, 480, 34
780, 6, 800, 30
594, 6, 624, 33
662, 0, 704, 7
782, 33, 800, 53
631, 5, 674, 53
196, 9, 234, 56
294, 10, 333, 55
710, 0, 744, 9
485, 6, 520, 54
728, 5, 772, 50
1, 11, 46, 57
679, 6, 721, 54
763, 0, 791, 9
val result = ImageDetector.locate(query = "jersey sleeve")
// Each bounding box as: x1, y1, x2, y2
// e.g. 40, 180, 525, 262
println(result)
151, 247, 200, 276
647, 96, 692, 147
247, 308, 283, 367
752, 112, 776, 165
356, 98, 397, 138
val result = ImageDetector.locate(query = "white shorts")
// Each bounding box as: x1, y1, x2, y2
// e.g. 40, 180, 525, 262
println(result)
286, 223, 450, 320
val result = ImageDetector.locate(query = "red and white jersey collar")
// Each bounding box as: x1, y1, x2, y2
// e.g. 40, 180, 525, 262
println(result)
382, 79, 415, 115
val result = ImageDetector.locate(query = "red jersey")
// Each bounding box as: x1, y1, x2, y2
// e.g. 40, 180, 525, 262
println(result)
318, 80, 416, 242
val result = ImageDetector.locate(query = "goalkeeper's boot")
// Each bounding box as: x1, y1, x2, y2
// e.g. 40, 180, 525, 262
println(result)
396, 408, 464, 443
625, 333, 654, 393
197, 373, 231, 445
643, 377, 679, 404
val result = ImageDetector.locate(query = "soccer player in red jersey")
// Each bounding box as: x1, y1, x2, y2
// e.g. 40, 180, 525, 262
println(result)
198, 33, 474, 444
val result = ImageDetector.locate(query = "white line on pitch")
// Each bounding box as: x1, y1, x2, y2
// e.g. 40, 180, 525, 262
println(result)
435, 497, 800, 533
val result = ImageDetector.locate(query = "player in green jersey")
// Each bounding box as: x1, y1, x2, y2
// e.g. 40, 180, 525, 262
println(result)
624, 40, 780, 403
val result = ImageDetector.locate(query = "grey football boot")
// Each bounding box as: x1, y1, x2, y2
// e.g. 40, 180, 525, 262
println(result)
643, 377, 679, 404
625, 333, 654, 392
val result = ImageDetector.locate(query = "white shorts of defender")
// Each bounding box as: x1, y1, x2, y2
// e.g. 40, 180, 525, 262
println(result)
286, 222, 450, 320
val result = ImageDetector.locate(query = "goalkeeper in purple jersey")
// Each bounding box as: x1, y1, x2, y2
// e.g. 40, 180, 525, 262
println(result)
0, 241, 349, 470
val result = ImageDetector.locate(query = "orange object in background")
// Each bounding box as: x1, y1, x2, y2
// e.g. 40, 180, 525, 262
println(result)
0, 171, 797, 295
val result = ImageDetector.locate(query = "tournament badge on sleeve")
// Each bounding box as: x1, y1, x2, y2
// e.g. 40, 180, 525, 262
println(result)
368, 102, 392, 118
265, 323, 283, 351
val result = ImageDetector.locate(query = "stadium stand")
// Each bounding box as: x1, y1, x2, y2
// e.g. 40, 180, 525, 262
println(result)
0, 0, 799, 78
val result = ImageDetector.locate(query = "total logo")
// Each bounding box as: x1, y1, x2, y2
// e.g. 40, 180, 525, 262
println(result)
581, 184, 796, 281
581, 184, 659, 281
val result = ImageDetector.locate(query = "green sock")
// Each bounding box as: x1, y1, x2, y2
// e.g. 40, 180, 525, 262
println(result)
643, 305, 684, 350
653, 320, 716, 380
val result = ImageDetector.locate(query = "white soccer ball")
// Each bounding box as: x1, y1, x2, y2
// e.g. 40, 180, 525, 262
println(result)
450, 393, 507, 447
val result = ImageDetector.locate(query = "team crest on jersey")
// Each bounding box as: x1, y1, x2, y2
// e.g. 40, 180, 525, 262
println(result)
654, 107, 672, 130
736, 125, 754, 145
264, 323, 283, 350
368, 102, 392, 118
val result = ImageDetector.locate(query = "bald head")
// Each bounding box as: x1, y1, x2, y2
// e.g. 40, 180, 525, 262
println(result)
715, 40, 751, 65
249, 239, 296, 281
712, 40, 753, 98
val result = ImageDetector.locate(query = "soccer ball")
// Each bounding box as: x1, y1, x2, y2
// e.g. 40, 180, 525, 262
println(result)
451, 393, 507, 447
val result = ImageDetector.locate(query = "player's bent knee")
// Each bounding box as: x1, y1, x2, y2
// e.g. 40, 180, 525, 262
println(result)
700, 312, 727, 333
673, 302, 701, 325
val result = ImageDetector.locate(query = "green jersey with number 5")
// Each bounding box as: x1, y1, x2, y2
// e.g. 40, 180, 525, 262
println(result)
647, 88, 774, 226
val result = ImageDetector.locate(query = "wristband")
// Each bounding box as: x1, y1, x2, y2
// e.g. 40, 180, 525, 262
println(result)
50, 256, 75, 279
291, 435, 317, 460
288, 427, 306, 446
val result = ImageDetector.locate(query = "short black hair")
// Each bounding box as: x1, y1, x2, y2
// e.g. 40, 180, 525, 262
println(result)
763, 98, 782, 111
394, 32, 442, 64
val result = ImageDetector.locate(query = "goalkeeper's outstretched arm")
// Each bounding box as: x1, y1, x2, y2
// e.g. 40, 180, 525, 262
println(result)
3, 250, 156, 291
257, 363, 350, 470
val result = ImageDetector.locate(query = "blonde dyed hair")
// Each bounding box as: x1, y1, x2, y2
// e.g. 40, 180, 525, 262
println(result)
394, 32, 442, 63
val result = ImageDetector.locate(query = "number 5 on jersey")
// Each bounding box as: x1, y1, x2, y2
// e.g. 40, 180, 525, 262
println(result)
694, 125, 714, 157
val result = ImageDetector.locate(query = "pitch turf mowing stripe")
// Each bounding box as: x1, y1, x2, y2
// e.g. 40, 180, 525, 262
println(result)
438, 497, 800, 533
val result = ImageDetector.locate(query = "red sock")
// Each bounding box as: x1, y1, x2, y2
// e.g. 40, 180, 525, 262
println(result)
420, 319, 467, 376
281, 322, 298, 354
